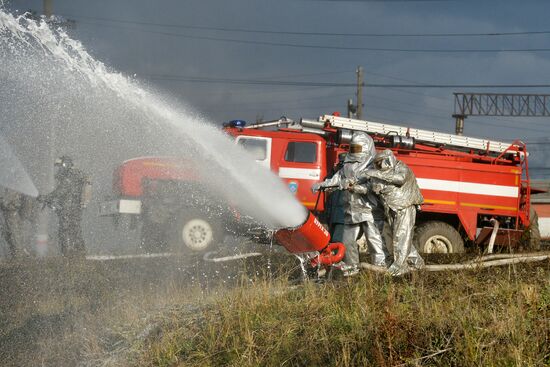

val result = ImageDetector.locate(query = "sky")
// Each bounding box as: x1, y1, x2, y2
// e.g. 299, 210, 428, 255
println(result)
5, 0, 550, 176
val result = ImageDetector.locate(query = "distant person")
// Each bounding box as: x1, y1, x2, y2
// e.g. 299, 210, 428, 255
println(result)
0, 188, 26, 258
40, 156, 91, 257
359, 149, 424, 276
312, 132, 389, 276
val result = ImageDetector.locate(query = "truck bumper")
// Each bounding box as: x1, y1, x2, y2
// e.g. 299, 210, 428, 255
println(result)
99, 199, 142, 216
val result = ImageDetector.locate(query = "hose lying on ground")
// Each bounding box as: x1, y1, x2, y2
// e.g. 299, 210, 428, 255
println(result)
360, 252, 550, 273
203, 251, 263, 263
86, 252, 173, 261
464, 251, 550, 263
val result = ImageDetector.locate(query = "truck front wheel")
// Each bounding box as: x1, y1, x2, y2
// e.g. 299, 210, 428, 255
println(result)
414, 221, 465, 254
170, 211, 223, 253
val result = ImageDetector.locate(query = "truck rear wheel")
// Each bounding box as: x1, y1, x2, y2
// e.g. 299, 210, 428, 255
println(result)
414, 221, 465, 254
170, 210, 223, 253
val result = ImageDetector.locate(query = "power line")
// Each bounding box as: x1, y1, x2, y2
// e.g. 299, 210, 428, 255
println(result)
205, 102, 345, 114
77, 20, 550, 54
363, 93, 450, 114
66, 14, 550, 39
524, 142, 550, 145
155, 71, 449, 101
468, 116, 550, 129
469, 120, 548, 133
377, 86, 448, 101
195, 85, 335, 98
197, 89, 550, 133
145, 75, 550, 88
362, 71, 450, 100
366, 105, 448, 120
366, 70, 431, 84
146, 74, 550, 132
232, 70, 352, 81
144, 70, 352, 97
202, 91, 353, 109
369, 109, 550, 133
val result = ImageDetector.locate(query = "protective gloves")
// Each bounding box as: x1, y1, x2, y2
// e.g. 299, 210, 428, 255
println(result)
311, 182, 324, 193
340, 178, 356, 190
364, 169, 381, 179
349, 185, 368, 194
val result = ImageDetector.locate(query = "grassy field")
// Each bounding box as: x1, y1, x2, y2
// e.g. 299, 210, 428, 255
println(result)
0, 255, 549, 366
138, 262, 550, 367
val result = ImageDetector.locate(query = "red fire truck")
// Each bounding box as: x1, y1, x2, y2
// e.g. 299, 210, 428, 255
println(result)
100, 114, 539, 254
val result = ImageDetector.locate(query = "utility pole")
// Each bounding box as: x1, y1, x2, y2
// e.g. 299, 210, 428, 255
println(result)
43, 0, 53, 17
356, 66, 364, 119
29, 0, 76, 28
347, 98, 356, 118
453, 114, 466, 135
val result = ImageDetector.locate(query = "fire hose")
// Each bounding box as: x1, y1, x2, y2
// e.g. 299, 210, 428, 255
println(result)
360, 251, 550, 273
311, 243, 346, 267
203, 251, 263, 263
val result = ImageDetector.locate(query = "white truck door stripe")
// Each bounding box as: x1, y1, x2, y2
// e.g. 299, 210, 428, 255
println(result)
279, 167, 321, 180
416, 178, 518, 198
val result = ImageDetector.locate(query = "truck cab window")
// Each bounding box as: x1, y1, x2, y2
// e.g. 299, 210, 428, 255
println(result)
237, 138, 267, 161
285, 142, 317, 163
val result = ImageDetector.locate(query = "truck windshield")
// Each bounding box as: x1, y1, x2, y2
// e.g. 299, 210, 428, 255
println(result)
285, 142, 317, 163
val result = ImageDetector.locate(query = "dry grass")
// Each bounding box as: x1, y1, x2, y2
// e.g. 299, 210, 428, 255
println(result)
138, 263, 550, 367
1, 256, 549, 366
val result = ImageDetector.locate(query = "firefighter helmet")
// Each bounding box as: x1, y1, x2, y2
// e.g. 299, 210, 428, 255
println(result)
349, 131, 371, 154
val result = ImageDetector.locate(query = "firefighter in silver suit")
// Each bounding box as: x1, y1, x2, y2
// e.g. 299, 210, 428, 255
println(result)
360, 149, 424, 276
312, 132, 389, 274
40, 156, 91, 257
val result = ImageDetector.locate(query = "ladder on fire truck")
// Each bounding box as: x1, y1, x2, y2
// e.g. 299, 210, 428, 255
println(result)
305, 114, 520, 155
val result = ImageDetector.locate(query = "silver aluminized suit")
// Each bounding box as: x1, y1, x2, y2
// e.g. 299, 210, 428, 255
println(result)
360, 149, 424, 276
313, 132, 389, 268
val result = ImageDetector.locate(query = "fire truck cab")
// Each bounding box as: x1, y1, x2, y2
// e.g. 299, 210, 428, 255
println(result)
231, 128, 328, 212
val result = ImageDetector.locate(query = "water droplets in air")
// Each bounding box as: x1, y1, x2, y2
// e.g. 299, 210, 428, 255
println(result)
0, 7, 308, 240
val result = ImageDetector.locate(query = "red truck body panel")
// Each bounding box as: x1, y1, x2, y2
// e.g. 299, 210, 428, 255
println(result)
398, 151, 522, 240
115, 157, 197, 197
